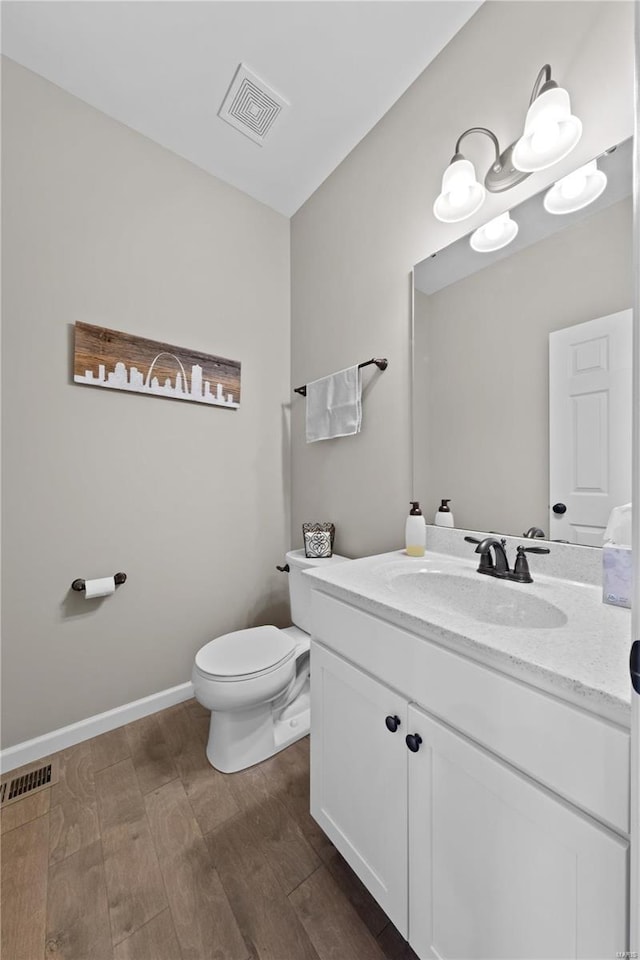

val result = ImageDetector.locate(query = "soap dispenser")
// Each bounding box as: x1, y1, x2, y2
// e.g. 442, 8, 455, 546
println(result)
435, 499, 454, 527
405, 501, 426, 557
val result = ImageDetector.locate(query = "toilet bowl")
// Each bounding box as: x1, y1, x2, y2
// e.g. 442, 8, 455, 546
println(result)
192, 548, 347, 773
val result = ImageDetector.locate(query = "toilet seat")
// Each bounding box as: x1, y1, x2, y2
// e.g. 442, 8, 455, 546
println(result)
194, 625, 296, 682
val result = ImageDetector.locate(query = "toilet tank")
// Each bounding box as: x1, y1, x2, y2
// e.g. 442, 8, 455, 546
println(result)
286, 548, 348, 634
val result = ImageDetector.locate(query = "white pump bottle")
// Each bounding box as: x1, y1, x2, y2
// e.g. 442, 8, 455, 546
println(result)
405, 501, 426, 557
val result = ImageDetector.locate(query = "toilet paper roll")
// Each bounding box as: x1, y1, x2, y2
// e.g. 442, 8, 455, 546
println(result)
84, 576, 116, 599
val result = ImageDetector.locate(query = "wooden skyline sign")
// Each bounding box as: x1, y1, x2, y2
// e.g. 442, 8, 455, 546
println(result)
74, 322, 241, 408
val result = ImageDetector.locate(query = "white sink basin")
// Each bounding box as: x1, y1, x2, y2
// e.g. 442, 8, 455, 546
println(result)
386, 568, 568, 630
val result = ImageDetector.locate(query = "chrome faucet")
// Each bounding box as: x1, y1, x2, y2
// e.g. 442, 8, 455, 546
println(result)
523, 526, 546, 539
472, 537, 510, 577
465, 536, 550, 583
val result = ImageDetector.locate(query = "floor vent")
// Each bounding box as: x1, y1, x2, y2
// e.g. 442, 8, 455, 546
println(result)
0, 761, 58, 807
218, 63, 289, 145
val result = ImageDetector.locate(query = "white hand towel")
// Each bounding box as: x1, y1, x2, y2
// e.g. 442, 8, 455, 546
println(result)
305, 366, 362, 442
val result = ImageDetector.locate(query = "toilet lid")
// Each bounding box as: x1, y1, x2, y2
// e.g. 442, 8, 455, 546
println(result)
194, 625, 296, 680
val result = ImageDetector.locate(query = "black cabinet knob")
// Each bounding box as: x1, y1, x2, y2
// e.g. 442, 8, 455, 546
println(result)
405, 733, 423, 753
385, 715, 401, 733
552, 503, 567, 515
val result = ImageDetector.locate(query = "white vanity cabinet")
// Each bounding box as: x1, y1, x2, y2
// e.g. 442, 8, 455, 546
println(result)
309, 589, 630, 960
310, 641, 409, 935
408, 704, 628, 960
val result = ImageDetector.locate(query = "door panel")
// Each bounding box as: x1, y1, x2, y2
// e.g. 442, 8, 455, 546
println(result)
549, 309, 632, 545
408, 705, 628, 960
310, 642, 408, 935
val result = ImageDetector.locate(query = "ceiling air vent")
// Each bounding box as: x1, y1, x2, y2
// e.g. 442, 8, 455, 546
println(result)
218, 63, 289, 146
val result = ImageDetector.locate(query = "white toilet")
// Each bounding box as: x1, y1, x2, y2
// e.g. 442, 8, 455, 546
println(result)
192, 548, 347, 773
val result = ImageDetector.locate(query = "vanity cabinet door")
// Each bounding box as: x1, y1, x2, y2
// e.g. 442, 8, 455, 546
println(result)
407, 704, 628, 960
310, 641, 409, 936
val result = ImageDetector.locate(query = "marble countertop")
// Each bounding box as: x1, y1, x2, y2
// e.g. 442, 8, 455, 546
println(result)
304, 550, 632, 728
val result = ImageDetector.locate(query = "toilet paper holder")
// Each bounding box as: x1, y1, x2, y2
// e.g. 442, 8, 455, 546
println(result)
71, 572, 127, 592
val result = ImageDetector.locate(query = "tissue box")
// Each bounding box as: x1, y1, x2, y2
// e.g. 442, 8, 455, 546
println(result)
602, 544, 632, 609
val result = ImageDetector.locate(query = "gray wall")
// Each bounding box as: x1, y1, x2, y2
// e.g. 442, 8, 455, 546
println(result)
413, 198, 632, 535
1, 58, 291, 748
291, 0, 634, 559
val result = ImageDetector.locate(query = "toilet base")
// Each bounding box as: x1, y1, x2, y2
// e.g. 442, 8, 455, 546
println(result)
204, 681, 311, 774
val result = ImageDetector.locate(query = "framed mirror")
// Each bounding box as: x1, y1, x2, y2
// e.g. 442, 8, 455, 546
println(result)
412, 138, 632, 547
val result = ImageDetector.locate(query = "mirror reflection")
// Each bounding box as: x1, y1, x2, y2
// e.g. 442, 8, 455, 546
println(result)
412, 139, 632, 546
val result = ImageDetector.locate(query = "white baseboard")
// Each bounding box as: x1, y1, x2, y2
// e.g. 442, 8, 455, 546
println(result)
0, 681, 194, 773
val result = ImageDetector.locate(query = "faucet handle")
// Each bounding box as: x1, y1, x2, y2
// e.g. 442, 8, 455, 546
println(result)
464, 536, 482, 545
512, 544, 550, 583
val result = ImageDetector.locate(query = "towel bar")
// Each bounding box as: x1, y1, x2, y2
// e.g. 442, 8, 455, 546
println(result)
294, 358, 388, 396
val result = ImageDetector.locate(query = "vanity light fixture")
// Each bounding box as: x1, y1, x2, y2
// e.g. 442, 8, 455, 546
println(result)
469, 212, 519, 253
512, 65, 582, 173
432, 152, 486, 223
433, 65, 582, 223
543, 159, 607, 215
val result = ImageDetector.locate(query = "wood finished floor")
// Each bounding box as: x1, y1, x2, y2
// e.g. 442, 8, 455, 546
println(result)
1, 700, 418, 960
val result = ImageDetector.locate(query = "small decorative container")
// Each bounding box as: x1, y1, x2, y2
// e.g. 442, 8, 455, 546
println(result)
302, 522, 335, 559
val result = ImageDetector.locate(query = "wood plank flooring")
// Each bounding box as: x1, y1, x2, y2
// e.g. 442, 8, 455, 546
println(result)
1, 701, 418, 960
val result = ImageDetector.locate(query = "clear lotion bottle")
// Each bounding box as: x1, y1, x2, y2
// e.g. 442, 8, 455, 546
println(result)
405, 501, 426, 557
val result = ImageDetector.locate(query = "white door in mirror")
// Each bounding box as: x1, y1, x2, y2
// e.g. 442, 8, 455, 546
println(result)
549, 309, 632, 546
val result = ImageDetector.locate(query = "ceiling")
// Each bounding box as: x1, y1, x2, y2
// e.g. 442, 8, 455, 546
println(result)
1, 1, 481, 216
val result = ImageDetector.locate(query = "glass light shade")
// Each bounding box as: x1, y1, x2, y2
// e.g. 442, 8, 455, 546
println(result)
433, 158, 485, 222
512, 87, 582, 172
469, 212, 519, 253
543, 160, 607, 214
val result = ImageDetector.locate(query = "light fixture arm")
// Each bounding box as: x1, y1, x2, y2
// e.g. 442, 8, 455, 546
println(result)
453, 127, 502, 172
528, 64, 557, 105
451, 125, 528, 193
